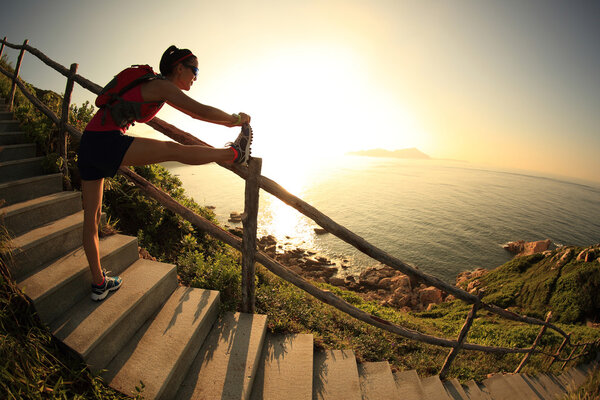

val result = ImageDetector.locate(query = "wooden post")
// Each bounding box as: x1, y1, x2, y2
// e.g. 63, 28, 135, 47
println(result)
561, 346, 578, 370
0, 37, 6, 59
547, 335, 569, 371
59, 63, 78, 190
439, 291, 483, 379
241, 157, 262, 313
515, 311, 552, 373
8, 39, 28, 111
562, 344, 588, 371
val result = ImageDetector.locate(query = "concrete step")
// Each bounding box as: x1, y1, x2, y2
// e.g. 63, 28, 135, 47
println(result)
0, 120, 20, 132
105, 286, 220, 399
51, 259, 178, 372
18, 234, 139, 324
443, 378, 469, 399
393, 370, 425, 400
176, 312, 268, 400
482, 374, 521, 400
520, 374, 556, 399
2, 191, 81, 236
0, 156, 45, 183
421, 375, 453, 400
503, 374, 542, 399
0, 132, 27, 145
558, 365, 588, 392
357, 361, 399, 400
0, 143, 36, 162
0, 173, 62, 206
250, 333, 314, 400
0, 111, 13, 120
8, 210, 104, 281
313, 350, 361, 400
534, 373, 568, 398
463, 379, 492, 400
51, 259, 177, 368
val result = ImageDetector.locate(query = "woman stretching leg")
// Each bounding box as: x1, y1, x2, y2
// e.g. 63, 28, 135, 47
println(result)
78, 45, 251, 301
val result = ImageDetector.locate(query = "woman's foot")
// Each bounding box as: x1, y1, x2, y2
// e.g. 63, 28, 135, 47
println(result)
227, 124, 252, 164
91, 271, 123, 301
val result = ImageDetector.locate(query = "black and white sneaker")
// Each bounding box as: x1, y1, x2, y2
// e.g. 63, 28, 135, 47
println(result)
226, 124, 252, 164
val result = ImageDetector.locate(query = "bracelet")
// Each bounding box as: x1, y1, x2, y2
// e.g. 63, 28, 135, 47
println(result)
231, 113, 242, 125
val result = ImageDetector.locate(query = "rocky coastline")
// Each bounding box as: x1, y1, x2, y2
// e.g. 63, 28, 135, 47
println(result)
232, 232, 599, 313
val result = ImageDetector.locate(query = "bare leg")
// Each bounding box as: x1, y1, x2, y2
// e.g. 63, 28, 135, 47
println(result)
82, 178, 105, 286
121, 137, 234, 167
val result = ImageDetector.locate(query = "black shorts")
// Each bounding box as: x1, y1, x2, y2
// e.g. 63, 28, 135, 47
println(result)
77, 130, 135, 180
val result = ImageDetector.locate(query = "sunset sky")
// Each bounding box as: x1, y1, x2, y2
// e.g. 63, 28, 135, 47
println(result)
1, 1, 599, 183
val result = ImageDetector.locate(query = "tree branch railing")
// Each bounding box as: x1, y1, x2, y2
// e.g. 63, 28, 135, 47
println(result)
1, 36, 597, 378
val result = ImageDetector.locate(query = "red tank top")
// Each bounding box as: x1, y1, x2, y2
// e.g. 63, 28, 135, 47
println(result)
85, 84, 163, 133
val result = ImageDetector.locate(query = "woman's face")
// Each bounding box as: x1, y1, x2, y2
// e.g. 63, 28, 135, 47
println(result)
176, 57, 198, 91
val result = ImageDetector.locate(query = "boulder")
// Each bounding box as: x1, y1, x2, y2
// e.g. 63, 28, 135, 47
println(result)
328, 277, 346, 287
419, 286, 443, 306
504, 239, 552, 257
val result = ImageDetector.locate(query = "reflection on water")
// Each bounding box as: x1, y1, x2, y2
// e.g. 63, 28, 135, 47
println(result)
257, 194, 315, 251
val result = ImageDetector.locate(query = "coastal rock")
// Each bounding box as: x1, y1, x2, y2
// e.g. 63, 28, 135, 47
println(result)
419, 286, 443, 307
456, 268, 488, 290
577, 248, 597, 262
504, 239, 552, 257
328, 277, 346, 287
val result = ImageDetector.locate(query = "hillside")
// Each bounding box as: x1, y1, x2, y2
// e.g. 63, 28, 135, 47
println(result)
457, 244, 600, 324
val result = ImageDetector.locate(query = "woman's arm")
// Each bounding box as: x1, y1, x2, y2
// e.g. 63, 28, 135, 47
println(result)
143, 79, 249, 127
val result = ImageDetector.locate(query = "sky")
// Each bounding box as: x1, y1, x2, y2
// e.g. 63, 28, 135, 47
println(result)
1, 0, 599, 183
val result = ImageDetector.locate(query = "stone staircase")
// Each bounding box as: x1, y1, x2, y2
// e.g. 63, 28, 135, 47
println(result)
0, 96, 596, 399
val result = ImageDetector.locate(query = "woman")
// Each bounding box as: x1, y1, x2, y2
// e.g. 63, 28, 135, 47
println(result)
78, 45, 252, 301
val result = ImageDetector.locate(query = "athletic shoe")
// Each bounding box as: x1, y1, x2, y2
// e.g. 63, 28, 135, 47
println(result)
91, 270, 123, 301
226, 124, 252, 164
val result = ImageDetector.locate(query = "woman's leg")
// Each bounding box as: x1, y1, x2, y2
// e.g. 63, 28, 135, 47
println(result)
121, 137, 234, 167
81, 178, 105, 286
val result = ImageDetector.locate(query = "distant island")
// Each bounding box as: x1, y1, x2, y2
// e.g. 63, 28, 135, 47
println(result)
347, 148, 431, 159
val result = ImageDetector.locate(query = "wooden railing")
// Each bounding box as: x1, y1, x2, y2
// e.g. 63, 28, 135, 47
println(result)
2, 37, 598, 378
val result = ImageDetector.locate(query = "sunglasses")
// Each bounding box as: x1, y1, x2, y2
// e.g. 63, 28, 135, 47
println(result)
184, 64, 199, 77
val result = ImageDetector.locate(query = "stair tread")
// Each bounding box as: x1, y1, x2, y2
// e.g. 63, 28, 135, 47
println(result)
250, 333, 314, 400
106, 286, 220, 400
0, 155, 44, 166
464, 379, 492, 400
421, 375, 453, 400
503, 374, 541, 399
393, 370, 425, 400
2, 191, 80, 216
520, 374, 555, 399
536, 373, 568, 395
176, 312, 268, 400
313, 349, 361, 400
0, 172, 61, 189
444, 378, 469, 399
483, 374, 521, 400
50, 259, 175, 358
11, 209, 84, 250
19, 234, 136, 302
358, 361, 399, 400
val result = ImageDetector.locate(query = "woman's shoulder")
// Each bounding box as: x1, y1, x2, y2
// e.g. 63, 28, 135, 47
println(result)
140, 79, 178, 102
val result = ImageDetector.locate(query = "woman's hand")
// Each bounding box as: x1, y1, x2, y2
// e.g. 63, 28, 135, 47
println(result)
225, 112, 251, 127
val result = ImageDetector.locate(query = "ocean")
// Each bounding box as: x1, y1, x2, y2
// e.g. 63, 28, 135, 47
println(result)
163, 155, 600, 283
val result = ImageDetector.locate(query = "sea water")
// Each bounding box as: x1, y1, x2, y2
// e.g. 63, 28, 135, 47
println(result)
163, 155, 600, 283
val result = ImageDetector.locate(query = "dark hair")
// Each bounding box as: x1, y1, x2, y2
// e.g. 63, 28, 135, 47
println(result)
159, 45, 197, 76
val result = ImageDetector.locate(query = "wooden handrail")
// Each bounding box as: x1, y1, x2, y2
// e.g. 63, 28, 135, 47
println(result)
1, 36, 597, 373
